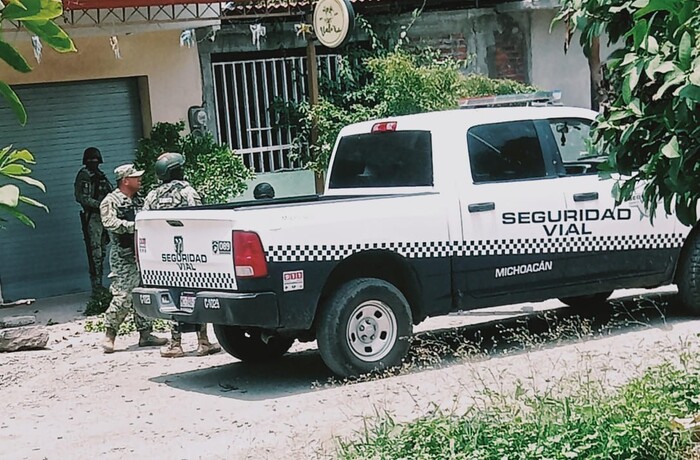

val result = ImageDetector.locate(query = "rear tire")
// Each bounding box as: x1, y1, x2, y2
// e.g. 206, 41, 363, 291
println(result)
677, 232, 700, 315
317, 278, 413, 378
213, 325, 293, 362
559, 291, 613, 309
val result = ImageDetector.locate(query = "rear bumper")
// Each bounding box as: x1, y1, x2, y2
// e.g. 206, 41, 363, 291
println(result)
132, 287, 279, 328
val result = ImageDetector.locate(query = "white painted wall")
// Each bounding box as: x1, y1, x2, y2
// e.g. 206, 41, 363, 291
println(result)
530, 9, 616, 109
0, 29, 203, 129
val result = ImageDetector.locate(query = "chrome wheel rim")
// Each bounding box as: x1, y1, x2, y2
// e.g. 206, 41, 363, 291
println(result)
346, 300, 397, 362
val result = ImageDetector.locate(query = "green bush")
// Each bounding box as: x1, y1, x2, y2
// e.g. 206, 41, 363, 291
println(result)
289, 51, 537, 174
276, 13, 538, 174
134, 122, 253, 203
337, 361, 700, 459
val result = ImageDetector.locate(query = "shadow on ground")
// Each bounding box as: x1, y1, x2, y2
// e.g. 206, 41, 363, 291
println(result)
0, 292, 89, 326
151, 291, 691, 401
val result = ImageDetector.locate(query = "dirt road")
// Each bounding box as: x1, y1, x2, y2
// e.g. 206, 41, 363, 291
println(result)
2, 288, 699, 460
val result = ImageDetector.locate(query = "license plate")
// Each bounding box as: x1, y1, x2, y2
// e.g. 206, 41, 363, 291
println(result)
139, 294, 152, 305
179, 293, 196, 311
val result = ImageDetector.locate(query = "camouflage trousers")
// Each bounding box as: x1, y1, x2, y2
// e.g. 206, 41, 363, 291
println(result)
85, 211, 109, 290
104, 246, 152, 333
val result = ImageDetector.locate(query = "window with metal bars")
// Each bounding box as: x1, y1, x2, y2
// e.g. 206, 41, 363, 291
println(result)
213, 54, 340, 173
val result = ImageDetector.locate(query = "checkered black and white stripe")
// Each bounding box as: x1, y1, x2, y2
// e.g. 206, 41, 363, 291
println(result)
142, 269, 236, 290
266, 233, 685, 263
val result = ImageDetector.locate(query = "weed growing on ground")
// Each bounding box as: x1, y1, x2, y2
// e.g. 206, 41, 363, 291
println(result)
84, 314, 169, 336
336, 360, 700, 459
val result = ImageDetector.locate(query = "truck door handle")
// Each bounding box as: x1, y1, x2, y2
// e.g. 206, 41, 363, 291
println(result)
573, 192, 599, 202
166, 220, 184, 227
468, 202, 495, 213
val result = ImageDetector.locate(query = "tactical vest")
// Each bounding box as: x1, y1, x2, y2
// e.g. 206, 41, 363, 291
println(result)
115, 197, 142, 250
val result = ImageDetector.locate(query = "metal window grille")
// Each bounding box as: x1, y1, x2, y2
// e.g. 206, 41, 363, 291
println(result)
213, 54, 340, 173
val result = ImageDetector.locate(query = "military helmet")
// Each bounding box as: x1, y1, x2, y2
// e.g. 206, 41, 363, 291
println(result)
155, 152, 186, 182
253, 182, 275, 199
82, 147, 103, 165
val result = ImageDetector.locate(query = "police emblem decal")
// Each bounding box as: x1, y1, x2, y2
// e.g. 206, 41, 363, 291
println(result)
174, 236, 184, 255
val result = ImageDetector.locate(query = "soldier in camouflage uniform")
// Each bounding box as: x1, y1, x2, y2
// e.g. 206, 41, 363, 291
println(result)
143, 152, 221, 358
74, 147, 113, 294
100, 164, 168, 353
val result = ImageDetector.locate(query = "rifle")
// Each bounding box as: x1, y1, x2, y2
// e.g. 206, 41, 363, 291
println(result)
80, 210, 97, 280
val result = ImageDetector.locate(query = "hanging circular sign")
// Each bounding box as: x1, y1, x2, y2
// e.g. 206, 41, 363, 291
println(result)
313, 0, 355, 49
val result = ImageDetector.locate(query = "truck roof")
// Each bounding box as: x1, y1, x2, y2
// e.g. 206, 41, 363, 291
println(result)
338, 106, 598, 136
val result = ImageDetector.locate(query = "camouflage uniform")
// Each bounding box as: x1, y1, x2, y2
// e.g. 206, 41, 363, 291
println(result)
143, 180, 202, 210
100, 189, 153, 333
74, 167, 113, 291
143, 180, 205, 337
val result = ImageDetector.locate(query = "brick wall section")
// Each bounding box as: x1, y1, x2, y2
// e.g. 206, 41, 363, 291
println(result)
490, 16, 528, 82
415, 32, 469, 61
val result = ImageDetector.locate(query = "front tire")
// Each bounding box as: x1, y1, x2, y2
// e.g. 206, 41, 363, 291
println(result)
317, 278, 413, 378
677, 232, 700, 315
213, 325, 293, 362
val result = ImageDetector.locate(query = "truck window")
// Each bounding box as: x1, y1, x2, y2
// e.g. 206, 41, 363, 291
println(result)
547, 118, 604, 176
467, 120, 546, 183
328, 131, 433, 189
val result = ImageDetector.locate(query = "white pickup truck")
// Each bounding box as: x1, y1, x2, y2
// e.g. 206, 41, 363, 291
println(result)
132, 104, 699, 377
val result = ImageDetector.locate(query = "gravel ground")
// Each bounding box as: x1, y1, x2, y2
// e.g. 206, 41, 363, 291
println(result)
1, 287, 699, 460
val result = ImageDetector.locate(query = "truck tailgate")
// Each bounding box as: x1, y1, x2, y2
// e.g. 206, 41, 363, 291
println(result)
136, 211, 237, 291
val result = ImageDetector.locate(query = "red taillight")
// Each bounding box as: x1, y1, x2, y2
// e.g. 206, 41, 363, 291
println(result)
371, 121, 397, 133
233, 231, 268, 278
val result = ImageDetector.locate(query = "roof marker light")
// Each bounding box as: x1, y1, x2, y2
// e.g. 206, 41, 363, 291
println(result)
371, 121, 397, 133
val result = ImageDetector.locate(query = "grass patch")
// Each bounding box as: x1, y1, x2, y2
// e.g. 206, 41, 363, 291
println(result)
84, 314, 170, 336
336, 358, 700, 459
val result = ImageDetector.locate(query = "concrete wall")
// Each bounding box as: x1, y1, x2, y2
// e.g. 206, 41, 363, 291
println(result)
199, 6, 602, 120
0, 29, 204, 131
530, 9, 616, 109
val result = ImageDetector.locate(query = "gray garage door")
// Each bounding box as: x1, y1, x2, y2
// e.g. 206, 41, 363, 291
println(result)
0, 78, 143, 300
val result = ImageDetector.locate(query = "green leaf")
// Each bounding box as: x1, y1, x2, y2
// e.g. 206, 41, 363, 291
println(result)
675, 195, 697, 226
7, 148, 35, 164
679, 85, 700, 102
0, 164, 31, 176
0, 39, 32, 73
632, 19, 648, 49
640, 35, 659, 53
0, 203, 36, 228
609, 110, 633, 122
629, 63, 642, 92
10, 174, 45, 192
661, 136, 680, 158
622, 53, 638, 66
22, 19, 76, 53
622, 74, 633, 104
18, 195, 48, 212
678, 31, 693, 70
0, 184, 20, 207
611, 181, 622, 203
690, 57, 700, 85
635, 0, 682, 17
0, 81, 27, 125
629, 99, 642, 116
653, 69, 685, 100
1, 0, 63, 21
